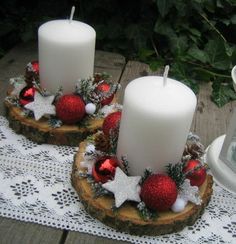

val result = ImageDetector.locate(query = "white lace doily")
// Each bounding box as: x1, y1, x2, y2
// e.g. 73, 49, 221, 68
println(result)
0, 116, 235, 244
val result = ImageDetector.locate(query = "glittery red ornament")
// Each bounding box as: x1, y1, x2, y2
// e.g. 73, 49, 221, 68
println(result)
92, 156, 118, 183
140, 174, 178, 211
102, 111, 121, 136
183, 159, 206, 187
96, 82, 114, 105
19, 86, 36, 106
29, 60, 39, 74
55, 94, 85, 124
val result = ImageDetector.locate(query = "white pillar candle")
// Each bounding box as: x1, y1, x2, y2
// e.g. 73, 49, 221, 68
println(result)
117, 75, 197, 176
38, 8, 96, 94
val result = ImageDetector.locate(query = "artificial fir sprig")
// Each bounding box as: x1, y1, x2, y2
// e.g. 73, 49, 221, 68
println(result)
166, 162, 186, 188
137, 201, 158, 221
121, 155, 130, 175
141, 167, 153, 184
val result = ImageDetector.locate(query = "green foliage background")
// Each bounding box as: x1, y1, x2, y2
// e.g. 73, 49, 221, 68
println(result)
1, 0, 236, 106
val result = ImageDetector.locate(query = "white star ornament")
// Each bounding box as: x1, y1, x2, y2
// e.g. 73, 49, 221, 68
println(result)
25, 91, 55, 120
102, 167, 141, 208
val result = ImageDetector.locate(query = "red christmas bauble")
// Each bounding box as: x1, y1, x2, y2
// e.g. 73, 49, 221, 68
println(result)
183, 159, 206, 187
55, 94, 85, 124
27, 60, 39, 75
96, 82, 114, 106
140, 174, 178, 211
19, 86, 36, 106
92, 156, 118, 183
102, 111, 122, 136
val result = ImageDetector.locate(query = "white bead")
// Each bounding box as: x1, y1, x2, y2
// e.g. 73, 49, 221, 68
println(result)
85, 144, 95, 153
171, 197, 187, 213
85, 103, 96, 115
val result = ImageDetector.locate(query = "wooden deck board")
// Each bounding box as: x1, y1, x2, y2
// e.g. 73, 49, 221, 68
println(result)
0, 218, 63, 244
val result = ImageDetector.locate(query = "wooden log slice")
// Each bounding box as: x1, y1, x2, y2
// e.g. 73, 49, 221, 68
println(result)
72, 141, 213, 236
4, 100, 103, 146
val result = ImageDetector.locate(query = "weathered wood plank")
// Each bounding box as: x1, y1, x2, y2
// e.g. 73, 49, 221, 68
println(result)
193, 82, 233, 147
0, 217, 63, 244
64, 232, 129, 244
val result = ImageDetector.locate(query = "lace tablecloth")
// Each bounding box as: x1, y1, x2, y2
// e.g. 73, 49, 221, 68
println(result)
0, 116, 235, 244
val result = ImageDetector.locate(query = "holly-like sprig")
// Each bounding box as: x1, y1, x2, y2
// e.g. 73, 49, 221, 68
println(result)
75, 72, 120, 107
166, 162, 186, 188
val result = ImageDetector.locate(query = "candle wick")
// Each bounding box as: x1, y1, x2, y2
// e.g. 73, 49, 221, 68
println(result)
163, 65, 170, 86
69, 6, 75, 23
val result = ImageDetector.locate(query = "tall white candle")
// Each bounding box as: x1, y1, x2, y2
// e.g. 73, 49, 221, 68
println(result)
38, 8, 96, 94
117, 75, 197, 176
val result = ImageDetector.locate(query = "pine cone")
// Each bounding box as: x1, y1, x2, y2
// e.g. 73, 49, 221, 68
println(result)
24, 72, 39, 86
183, 141, 204, 159
94, 132, 110, 152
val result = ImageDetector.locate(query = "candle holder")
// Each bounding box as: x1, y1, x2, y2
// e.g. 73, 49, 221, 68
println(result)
4, 61, 121, 146
71, 130, 213, 236
206, 108, 236, 194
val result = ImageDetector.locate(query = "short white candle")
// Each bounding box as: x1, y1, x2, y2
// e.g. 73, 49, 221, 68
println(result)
117, 75, 197, 176
38, 8, 96, 94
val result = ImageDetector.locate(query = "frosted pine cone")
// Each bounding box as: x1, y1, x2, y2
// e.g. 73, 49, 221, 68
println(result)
183, 141, 204, 159
94, 132, 110, 152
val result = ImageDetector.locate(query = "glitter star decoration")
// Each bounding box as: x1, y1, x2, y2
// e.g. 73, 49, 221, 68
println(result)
102, 167, 141, 208
179, 179, 202, 205
24, 91, 55, 120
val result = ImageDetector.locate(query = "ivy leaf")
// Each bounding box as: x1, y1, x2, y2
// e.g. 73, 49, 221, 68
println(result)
125, 24, 149, 50
154, 19, 176, 38
231, 14, 236, 24
171, 62, 199, 93
149, 60, 165, 71
205, 38, 231, 70
138, 48, 155, 62
212, 82, 236, 107
169, 36, 188, 58
188, 46, 208, 63
156, 0, 174, 17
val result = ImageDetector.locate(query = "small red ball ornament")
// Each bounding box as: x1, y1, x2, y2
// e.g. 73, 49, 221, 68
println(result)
96, 82, 114, 105
28, 60, 39, 75
140, 174, 178, 211
102, 111, 122, 136
19, 86, 36, 106
183, 159, 206, 187
55, 94, 85, 124
92, 156, 118, 183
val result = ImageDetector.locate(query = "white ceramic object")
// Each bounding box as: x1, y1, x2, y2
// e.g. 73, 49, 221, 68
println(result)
206, 135, 236, 194
232, 65, 236, 92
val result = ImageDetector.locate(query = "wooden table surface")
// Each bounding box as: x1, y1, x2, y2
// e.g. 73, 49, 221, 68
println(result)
0, 43, 235, 244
